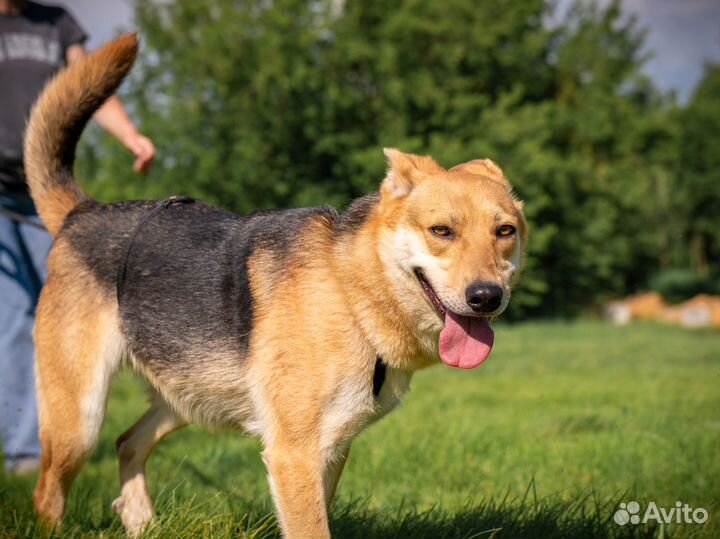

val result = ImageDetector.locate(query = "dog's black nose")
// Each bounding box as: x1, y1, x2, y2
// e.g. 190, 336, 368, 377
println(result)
465, 282, 503, 313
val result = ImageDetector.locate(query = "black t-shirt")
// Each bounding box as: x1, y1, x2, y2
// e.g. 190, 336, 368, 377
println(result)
0, 1, 87, 194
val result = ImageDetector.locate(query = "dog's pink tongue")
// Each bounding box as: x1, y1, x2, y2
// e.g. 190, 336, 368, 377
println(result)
439, 311, 494, 369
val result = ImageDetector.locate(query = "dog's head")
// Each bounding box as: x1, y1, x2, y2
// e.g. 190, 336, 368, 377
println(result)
376, 149, 527, 369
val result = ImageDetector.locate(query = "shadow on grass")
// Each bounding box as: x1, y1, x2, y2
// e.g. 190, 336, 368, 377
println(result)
0, 475, 692, 539
330, 495, 662, 539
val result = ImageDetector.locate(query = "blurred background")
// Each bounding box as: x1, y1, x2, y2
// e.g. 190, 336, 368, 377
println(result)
66, 0, 720, 320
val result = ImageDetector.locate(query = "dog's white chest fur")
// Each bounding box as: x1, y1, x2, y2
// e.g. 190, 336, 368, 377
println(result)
318, 367, 412, 452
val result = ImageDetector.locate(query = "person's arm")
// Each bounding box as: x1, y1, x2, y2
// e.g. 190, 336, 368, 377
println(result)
66, 44, 155, 174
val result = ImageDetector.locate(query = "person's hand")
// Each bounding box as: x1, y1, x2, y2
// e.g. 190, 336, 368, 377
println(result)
126, 132, 156, 174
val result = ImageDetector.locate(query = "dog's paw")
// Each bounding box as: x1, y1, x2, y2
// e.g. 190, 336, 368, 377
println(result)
111, 496, 125, 514
112, 495, 153, 537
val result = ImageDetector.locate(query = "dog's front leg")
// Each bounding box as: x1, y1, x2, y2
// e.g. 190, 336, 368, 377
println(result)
323, 444, 350, 513
263, 443, 331, 539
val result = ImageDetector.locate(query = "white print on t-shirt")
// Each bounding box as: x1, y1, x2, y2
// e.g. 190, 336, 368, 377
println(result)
0, 33, 60, 64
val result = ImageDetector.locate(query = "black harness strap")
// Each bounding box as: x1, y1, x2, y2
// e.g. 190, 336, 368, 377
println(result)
373, 356, 387, 397
116, 196, 194, 303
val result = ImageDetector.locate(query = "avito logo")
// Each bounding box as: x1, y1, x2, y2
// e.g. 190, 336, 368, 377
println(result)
614, 501, 708, 526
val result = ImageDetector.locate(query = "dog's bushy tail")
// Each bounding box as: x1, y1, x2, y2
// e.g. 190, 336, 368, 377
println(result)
24, 33, 138, 236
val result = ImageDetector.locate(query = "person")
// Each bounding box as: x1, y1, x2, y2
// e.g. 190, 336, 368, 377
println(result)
0, 0, 155, 473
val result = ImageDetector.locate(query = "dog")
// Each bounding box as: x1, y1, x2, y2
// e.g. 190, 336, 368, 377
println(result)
25, 34, 527, 539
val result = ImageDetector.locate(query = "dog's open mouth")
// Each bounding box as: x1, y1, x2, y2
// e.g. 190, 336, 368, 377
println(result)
415, 269, 447, 317
414, 269, 495, 370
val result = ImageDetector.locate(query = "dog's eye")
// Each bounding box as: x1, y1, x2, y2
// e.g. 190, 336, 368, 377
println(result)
430, 225, 454, 239
496, 225, 516, 238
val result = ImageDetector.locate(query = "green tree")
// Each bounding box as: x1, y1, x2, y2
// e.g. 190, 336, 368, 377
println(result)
674, 64, 720, 276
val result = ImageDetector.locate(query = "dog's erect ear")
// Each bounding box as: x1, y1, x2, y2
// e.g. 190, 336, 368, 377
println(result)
450, 159, 511, 190
381, 148, 444, 199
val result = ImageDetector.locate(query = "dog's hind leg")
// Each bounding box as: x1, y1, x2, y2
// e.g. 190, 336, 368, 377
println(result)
113, 396, 186, 536
33, 262, 125, 526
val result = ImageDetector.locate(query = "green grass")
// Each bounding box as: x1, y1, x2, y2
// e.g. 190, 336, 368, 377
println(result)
1, 321, 718, 538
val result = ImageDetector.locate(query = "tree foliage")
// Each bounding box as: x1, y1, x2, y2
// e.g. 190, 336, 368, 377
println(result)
77, 0, 720, 318
674, 64, 720, 277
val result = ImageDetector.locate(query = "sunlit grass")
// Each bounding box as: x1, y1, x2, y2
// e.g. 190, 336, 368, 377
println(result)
1, 321, 718, 538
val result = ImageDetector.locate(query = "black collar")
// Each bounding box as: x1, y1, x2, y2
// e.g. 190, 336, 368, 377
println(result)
373, 356, 387, 397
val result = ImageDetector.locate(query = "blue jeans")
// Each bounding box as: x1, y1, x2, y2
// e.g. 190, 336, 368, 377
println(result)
0, 193, 51, 468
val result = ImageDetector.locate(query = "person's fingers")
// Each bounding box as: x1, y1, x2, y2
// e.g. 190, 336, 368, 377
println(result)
133, 152, 154, 173
131, 135, 156, 174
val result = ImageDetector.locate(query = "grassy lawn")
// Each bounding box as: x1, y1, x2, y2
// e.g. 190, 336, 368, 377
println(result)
1, 321, 718, 538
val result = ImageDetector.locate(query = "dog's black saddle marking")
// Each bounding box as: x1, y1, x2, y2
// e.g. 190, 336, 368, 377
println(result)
373, 356, 387, 397
116, 196, 195, 303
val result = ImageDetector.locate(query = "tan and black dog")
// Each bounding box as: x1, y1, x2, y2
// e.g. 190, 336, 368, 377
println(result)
25, 35, 527, 539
